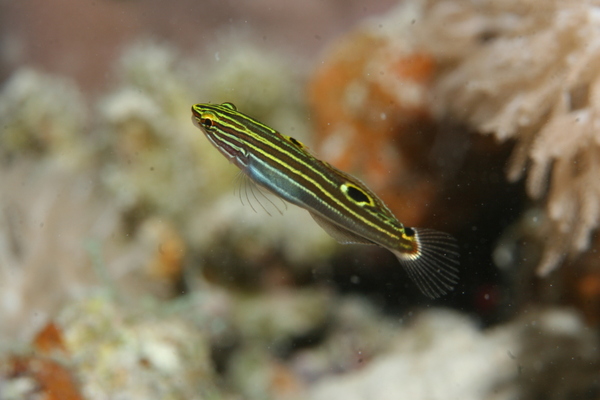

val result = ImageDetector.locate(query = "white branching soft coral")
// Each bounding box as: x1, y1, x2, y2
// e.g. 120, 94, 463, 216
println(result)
416, 0, 600, 274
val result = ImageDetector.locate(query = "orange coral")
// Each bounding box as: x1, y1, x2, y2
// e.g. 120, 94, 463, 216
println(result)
308, 29, 439, 227
33, 322, 68, 356
1, 322, 82, 400
6, 356, 84, 400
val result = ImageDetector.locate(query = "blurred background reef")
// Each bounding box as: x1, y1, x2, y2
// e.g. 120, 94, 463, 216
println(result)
1, 0, 600, 399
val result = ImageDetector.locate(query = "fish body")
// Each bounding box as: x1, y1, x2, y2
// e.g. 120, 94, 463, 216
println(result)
191, 102, 459, 298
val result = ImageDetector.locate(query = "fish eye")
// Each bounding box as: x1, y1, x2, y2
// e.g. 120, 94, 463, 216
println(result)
202, 118, 214, 128
341, 183, 373, 206
404, 227, 415, 237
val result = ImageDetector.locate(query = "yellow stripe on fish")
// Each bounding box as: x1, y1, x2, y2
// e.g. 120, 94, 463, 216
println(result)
191, 102, 459, 298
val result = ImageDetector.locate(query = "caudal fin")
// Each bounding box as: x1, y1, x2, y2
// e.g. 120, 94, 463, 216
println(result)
392, 228, 459, 298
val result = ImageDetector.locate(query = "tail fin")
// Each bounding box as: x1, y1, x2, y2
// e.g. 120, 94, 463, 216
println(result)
392, 228, 459, 298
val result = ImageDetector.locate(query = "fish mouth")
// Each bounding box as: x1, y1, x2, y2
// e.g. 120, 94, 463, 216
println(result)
192, 121, 248, 167
191, 111, 248, 167
191, 115, 203, 129
191, 104, 203, 117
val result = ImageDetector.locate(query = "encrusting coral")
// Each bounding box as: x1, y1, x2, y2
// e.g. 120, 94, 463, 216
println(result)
413, 0, 600, 274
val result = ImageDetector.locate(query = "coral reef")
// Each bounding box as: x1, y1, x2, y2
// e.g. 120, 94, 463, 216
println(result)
414, 0, 600, 275
289, 296, 399, 380
515, 308, 600, 400
0, 296, 221, 400
303, 307, 597, 400
306, 1, 526, 313
58, 297, 219, 399
3, 1, 600, 399
308, 0, 600, 301
305, 309, 518, 400
0, 40, 331, 345
2, 293, 595, 400
0, 160, 124, 340
226, 288, 333, 399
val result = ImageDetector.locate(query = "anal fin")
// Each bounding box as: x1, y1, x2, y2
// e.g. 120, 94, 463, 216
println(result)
309, 212, 373, 245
